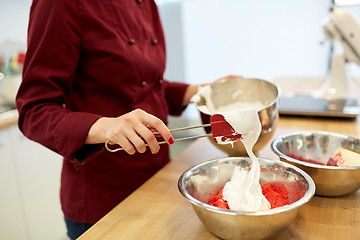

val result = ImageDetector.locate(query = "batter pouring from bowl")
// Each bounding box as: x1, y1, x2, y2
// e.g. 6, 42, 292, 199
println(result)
210, 108, 271, 211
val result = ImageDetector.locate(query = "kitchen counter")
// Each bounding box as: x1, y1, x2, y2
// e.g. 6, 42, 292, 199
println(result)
78, 116, 360, 240
0, 109, 18, 130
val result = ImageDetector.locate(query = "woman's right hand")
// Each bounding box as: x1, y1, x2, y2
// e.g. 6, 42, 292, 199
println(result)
85, 109, 174, 155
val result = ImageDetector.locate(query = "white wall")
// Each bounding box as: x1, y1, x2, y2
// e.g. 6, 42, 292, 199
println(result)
157, 0, 186, 82
164, 0, 333, 84
0, 0, 31, 42
157, 0, 360, 124
1, 0, 360, 117
2, 0, 359, 82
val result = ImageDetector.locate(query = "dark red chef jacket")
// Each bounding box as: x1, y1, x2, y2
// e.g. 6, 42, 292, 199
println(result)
16, 0, 188, 223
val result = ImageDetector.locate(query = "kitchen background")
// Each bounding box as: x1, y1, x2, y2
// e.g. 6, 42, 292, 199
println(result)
1, 0, 360, 239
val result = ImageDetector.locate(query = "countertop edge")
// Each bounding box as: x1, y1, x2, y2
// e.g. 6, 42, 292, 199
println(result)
0, 110, 18, 130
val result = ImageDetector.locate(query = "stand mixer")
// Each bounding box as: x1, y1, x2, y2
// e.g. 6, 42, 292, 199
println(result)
278, 6, 360, 118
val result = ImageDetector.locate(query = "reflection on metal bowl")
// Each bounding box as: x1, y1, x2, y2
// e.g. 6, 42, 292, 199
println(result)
271, 131, 360, 196
178, 157, 315, 240
194, 77, 279, 156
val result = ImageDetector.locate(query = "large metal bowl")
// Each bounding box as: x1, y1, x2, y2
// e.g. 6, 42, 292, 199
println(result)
271, 131, 360, 197
178, 157, 315, 240
194, 77, 280, 156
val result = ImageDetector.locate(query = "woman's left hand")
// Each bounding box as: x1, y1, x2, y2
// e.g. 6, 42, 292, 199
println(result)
182, 74, 242, 106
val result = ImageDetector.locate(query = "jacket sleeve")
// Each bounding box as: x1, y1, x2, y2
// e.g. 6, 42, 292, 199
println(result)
163, 80, 189, 116
16, 0, 102, 162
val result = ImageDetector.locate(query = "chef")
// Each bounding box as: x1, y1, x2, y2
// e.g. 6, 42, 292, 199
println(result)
15, 0, 220, 239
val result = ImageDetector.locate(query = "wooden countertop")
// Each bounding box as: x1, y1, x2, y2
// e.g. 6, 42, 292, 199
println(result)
78, 116, 360, 240
0, 110, 18, 130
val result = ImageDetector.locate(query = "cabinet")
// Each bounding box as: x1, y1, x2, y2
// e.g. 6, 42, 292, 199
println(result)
1, 125, 67, 240
0, 127, 27, 239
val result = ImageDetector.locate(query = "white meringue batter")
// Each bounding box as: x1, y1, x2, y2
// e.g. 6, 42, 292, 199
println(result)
192, 84, 270, 211
221, 109, 270, 211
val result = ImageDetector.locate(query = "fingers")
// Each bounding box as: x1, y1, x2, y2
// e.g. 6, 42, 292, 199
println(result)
112, 135, 137, 155
134, 110, 174, 154
132, 123, 159, 154
216, 75, 243, 84
105, 109, 173, 155
224, 74, 242, 79
141, 113, 173, 145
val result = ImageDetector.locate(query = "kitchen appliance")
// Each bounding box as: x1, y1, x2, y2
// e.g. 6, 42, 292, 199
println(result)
279, 6, 360, 118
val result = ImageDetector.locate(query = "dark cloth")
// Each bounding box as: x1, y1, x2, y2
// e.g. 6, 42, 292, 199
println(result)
64, 216, 93, 240
16, 0, 188, 223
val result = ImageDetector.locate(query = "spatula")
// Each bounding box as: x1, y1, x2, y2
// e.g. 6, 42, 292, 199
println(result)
210, 113, 242, 144
105, 114, 242, 152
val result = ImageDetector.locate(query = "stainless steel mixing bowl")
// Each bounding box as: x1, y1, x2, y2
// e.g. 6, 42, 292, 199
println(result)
271, 131, 360, 197
194, 77, 280, 156
178, 157, 315, 240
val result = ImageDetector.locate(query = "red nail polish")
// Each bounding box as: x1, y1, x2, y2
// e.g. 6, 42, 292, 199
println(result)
169, 137, 174, 145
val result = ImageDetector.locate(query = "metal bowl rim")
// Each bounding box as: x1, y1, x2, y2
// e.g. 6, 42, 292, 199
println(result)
271, 130, 360, 170
178, 157, 315, 216
197, 77, 281, 113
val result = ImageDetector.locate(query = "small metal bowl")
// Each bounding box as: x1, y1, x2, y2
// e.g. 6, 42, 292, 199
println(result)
178, 157, 315, 240
194, 77, 280, 156
271, 131, 360, 197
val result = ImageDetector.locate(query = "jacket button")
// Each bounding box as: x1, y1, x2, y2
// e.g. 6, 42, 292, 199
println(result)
128, 39, 135, 45
136, 0, 143, 3
141, 81, 147, 87
159, 79, 164, 84
152, 39, 158, 45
